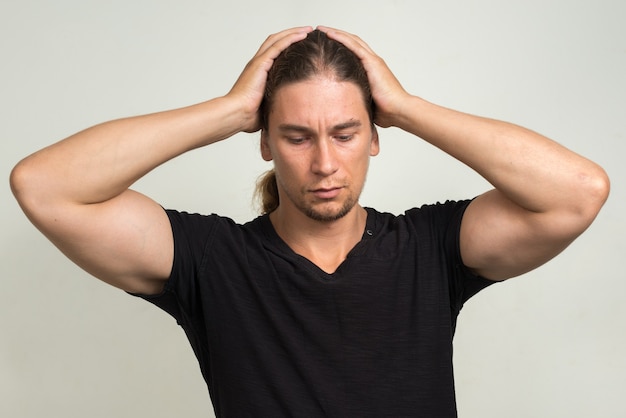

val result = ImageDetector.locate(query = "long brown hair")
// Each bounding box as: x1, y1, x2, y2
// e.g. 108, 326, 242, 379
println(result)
255, 29, 374, 214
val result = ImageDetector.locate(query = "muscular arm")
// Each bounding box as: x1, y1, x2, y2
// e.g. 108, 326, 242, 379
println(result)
322, 26, 610, 281
394, 98, 609, 280
11, 98, 245, 294
10, 27, 312, 294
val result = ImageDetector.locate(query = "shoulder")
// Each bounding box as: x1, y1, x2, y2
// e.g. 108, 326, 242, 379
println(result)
165, 209, 265, 233
362, 200, 472, 260
165, 209, 271, 250
366, 200, 472, 232
405, 200, 472, 220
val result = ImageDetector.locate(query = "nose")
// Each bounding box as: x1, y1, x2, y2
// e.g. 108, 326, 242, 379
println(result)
311, 138, 338, 176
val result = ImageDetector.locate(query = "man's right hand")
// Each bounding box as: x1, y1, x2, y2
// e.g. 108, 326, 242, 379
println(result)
9, 26, 312, 295
226, 26, 313, 133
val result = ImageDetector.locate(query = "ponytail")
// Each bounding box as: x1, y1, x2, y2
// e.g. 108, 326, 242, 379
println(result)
255, 169, 279, 215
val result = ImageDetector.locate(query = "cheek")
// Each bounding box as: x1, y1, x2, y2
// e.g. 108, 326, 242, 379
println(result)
271, 154, 299, 182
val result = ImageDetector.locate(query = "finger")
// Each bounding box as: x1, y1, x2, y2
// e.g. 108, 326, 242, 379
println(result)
316, 26, 376, 57
255, 26, 313, 57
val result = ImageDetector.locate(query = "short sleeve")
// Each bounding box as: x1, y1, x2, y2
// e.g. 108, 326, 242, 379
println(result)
132, 209, 220, 326
442, 200, 495, 317
404, 200, 495, 327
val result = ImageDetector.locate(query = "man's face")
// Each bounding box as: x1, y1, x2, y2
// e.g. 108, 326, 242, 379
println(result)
261, 76, 379, 222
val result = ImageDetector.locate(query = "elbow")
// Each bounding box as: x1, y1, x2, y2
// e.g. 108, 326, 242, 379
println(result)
10, 158, 31, 205
10, 157, 48, 218
587, 165, 610, 211
575, 165, 610, 229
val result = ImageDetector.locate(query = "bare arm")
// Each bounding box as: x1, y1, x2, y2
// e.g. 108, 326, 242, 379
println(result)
393, 99, 609, 280
10, 27, 313, 294
322, 26, 610, 281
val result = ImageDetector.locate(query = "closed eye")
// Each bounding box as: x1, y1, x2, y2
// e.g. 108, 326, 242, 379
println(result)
286, 136, 309, 145
335, 134, 354, 142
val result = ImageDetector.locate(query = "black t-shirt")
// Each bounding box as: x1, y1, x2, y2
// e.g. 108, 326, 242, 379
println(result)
136, 201, 494, 417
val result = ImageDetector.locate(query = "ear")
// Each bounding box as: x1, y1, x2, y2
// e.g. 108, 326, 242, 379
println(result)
260, 130, 273, 161
369, 125, 380, 156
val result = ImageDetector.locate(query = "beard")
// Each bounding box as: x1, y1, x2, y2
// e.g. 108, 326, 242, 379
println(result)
301, 194, 358, 222
275, 172, 365, 223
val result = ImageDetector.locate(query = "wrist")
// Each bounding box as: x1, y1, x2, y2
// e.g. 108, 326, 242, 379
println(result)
217, 94, 261, 134
377, 94, 425, 131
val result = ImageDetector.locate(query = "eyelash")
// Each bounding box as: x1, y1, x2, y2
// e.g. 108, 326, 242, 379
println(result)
288, 137, 308, 144
287, 135, 354, 144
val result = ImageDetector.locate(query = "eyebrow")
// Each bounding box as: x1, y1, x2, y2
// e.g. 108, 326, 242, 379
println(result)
277, 120, 362, 133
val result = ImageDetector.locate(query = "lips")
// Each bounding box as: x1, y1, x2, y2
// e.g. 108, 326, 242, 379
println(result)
310, 187, 342, 199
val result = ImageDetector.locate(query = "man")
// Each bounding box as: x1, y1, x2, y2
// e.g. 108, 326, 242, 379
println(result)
10, 26, 609, 417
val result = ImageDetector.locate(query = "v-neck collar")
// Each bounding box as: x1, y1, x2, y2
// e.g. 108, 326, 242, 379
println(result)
259, 207, 379, 279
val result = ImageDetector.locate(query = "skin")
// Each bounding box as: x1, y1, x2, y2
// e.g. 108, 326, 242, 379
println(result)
10, 26, 315, 294
260, 76, 379, 272
10, 26, 609, 296
320, 26, 610, 280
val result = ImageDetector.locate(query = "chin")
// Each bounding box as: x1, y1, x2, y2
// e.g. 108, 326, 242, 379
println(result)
303, 200, 356, 222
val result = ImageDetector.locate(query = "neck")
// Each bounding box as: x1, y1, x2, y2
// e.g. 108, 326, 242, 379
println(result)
269, 205, 367, 273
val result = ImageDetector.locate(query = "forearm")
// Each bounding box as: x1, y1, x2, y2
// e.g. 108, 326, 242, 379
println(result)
322, 26, 609, 280
9, 27, 312, 293
395, 96, 608, 215
12, 96, 245, 207
321, 26, 607, 216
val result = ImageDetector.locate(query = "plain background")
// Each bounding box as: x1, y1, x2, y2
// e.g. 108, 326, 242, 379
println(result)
2, 0, 624, 417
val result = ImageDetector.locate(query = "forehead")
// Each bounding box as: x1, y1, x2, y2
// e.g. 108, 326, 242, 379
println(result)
269, 77, 369, 128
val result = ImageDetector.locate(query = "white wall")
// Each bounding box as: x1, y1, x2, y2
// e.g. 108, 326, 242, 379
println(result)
2, 0, 624, 417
